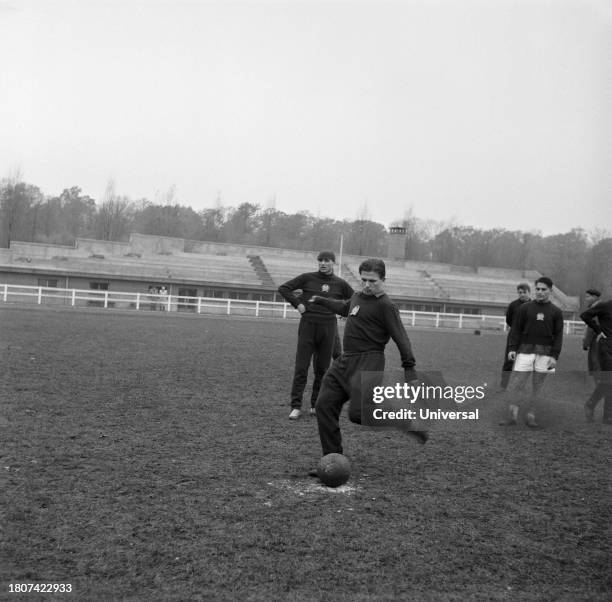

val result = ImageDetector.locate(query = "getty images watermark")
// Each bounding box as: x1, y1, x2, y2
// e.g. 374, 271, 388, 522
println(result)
360, 371, 486, 427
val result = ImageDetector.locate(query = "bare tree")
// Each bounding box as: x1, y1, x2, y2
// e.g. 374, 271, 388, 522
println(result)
0, 172, 44, 247
95, 179, 133, 241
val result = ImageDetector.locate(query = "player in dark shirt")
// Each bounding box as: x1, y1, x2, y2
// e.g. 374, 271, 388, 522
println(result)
581, 289, 603, 421
308, 258, 427, 461
501, 276, 564, 428
500, 283, 531, 389
278, 251, 354, 420
581, 297, 612, 424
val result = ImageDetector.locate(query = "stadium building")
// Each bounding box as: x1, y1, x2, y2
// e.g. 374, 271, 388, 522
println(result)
0, 231, 579, 318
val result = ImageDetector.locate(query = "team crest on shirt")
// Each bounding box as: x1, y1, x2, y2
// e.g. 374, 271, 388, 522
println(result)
536, 312, 545, 321
350, 305, 360, 316
321, 284, 330, 293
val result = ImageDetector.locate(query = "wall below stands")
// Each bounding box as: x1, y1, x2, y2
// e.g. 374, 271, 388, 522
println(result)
0, 233, 579, 317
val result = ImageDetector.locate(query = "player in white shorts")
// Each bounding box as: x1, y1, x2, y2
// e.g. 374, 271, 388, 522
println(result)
512, 352, 556, 373
501, 277, 564, 428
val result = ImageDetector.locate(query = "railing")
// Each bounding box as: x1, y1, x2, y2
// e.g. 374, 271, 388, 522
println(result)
0, 283, 587, 335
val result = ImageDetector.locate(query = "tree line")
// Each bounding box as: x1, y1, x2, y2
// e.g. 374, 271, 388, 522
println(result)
1, 177, 610, 297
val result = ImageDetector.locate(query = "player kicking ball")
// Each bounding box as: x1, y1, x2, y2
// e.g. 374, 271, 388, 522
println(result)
306, 258, 427, 478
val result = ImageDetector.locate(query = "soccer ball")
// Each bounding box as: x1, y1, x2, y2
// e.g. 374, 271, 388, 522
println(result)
318, 453, 350, 487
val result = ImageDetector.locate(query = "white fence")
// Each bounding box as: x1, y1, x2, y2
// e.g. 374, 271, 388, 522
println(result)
0, 283, 586, 335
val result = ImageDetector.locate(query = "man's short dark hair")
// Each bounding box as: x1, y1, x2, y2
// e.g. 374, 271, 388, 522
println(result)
317, 250, 336, 262
586, 288, 601, 297
359, 258, 386, 280
517, 282, 531, 292
535, 276, 553, 289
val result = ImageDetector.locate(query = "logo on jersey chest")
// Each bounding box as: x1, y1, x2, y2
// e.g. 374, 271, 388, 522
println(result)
536, 312, 545, 321
321, 284, 330, 293
350, 305, 360, 316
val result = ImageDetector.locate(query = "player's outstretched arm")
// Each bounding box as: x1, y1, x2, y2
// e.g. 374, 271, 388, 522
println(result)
309, 295, 350, 317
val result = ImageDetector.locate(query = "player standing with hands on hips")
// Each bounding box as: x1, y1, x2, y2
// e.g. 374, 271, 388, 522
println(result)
278, 251, 354, 420
580, 293, 612, 424
501, 276, 564, 428
307, 258, 428, 462
581, 288, 604, 421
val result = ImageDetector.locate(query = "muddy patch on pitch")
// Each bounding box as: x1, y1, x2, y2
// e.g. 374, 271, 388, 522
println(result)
267, 478, 359, 496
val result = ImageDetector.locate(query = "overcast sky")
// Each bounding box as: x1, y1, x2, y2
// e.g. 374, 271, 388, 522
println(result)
1, 0, 611, 236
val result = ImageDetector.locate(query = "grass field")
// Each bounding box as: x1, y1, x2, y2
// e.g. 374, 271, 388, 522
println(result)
2, 306, 611, 601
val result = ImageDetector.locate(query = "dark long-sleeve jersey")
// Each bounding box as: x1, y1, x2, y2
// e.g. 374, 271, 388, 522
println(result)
312, 292, 416, 368
505, 297, 529, 328
278, 271, 354, 323
581, 299, 612, 338
508, 299, 564, 359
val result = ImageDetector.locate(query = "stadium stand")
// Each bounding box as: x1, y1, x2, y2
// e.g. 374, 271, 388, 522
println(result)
425, 268, 573, 308
0, 233, 579, 316
259, 254, 367, 291
427, 272, 522, 304
2, 252, 263, 288
344, 261, 441, 299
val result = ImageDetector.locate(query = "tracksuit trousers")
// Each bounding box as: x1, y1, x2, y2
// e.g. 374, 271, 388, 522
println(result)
500, 332, 514, 389
587, 338, 612, 423
290, 316, 338, 410
315, 351, 386, 455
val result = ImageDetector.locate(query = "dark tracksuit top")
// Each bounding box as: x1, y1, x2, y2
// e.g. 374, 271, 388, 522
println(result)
506, 297, 529, 329
278, 271, 354, 322
501, 297, 531, 381
581, 300, 612, 373
581, 300, 612, 421
582, 300, 602, 375
508, 299, 564, 360
313, 292, 416, 370
312, 291, 417, 455
581, 300, 612, 339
